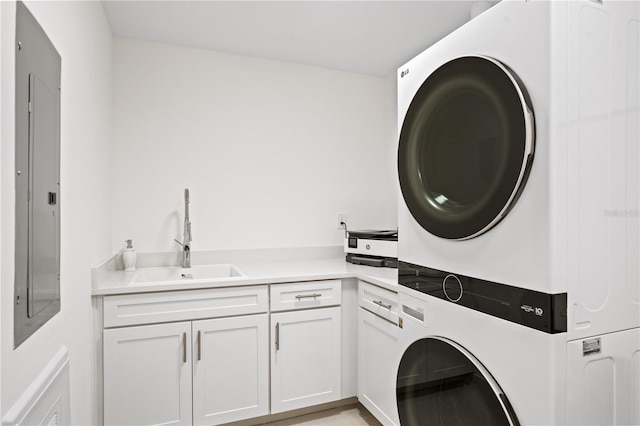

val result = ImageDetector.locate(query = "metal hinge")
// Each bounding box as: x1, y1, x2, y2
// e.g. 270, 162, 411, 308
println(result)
28, 101, 32, 113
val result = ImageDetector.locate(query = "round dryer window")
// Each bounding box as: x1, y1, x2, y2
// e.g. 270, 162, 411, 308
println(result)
398, 56, 534, 240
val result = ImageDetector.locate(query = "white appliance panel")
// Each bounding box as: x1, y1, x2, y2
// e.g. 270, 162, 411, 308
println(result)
398, 288, 567, 425
566, 0, 640, 340
567, 327, 640, 425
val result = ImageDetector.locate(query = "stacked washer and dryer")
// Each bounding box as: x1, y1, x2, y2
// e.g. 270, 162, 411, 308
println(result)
395, 0, 639, 425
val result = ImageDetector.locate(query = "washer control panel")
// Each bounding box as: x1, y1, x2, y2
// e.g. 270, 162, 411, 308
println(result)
398, 261, 567, 334
442, 274, 463, 302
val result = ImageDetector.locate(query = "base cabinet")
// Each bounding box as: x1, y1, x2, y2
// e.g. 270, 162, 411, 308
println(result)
192, 315, 269, 425
357, 280, 400, 426
101, 281, 345, 425
358, 308, 399, 426
102, 286, 270, 426
271, 306, 342, 413
104, 316, 270, 426
104, 322, 193, 426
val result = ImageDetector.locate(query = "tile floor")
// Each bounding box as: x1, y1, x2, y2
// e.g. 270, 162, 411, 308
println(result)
262, 404, 382, 426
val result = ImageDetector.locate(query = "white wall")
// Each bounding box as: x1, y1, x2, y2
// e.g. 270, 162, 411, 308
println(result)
0, 1, 113, 424
383, 71, 399, 199
0, 1, 4, 418
112, 38, 397, 253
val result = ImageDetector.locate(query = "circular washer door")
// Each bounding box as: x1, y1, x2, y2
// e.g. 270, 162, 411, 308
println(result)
396, 337, 519, 426
398, 56, 534, 240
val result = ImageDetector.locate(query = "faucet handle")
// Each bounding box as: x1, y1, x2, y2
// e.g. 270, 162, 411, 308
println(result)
173, 238, 184, 248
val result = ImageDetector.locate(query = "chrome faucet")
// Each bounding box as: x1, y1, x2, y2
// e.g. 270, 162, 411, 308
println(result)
174, 188, 192, 268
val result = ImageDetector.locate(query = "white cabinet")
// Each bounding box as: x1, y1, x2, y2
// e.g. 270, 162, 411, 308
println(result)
103, 286, 269, 328
104, 322, 193, 426
270, 281, 342, 414
101, 280, 348, 424
270, 280, 341, 311
102, 285, 269, 426
357, 281, 400, 426
192, 314, 269, 425
359, 281, 399, 324
358, 308, 399, 426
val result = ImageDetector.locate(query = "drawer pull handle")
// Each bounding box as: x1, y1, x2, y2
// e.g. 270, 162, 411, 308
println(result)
275, 322, 280, 351
295, 293, 322, 300
197, 330, 202, 361
182, 332, 187, 363
373, 300, 392, 310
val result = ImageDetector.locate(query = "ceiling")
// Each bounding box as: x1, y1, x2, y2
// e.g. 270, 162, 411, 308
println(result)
102, 1, 498, 77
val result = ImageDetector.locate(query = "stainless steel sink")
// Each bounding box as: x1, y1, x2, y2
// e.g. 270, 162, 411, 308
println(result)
130, 264, 245, 285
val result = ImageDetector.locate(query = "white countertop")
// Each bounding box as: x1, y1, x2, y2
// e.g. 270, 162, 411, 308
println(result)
92, 248, 398, 296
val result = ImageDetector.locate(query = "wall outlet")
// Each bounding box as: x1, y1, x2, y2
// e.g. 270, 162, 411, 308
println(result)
337, 213, 347, 230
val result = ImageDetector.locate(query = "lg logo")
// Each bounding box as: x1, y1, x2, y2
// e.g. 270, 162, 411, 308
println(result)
400, 68, 410, 78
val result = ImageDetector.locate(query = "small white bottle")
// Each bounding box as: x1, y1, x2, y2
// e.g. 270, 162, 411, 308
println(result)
123, 239, 137, 272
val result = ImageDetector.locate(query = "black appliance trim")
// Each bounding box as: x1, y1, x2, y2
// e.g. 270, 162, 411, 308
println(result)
346, 254, 398, 268
347, 230, 398, 241
399, 261, 567, 334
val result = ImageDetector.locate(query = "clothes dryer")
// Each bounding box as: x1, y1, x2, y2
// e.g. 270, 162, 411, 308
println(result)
397, 0, 640, 340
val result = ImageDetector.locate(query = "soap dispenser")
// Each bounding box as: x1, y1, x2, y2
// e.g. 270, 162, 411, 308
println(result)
123, 239, 137, 272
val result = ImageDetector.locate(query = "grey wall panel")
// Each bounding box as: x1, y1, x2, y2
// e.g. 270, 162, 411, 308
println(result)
14, 1, 61, 347
28, 73, 60, 318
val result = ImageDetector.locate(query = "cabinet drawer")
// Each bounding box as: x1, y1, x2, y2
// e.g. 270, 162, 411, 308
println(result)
270, 280, 341, 312
103, 285, 268, 327
359, 281, 398, 324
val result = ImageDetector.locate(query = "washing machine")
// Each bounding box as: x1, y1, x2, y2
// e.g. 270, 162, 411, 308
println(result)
395, 262, 567, 425
395, 1, 639, 423
396, 262, 640, 426
397, 0, 639, 340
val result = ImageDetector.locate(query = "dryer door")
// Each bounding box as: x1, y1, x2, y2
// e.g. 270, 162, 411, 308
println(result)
398, 56, 534, 240
396, 336, 519, 426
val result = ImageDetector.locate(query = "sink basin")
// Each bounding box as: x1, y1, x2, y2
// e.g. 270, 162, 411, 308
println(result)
130, 264, 245, 285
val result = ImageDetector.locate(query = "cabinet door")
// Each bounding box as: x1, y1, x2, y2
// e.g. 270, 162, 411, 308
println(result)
103, 322, 192, 426
358, 308, 400, 426
271, 307, 341, 413
192, 314, 269, 425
